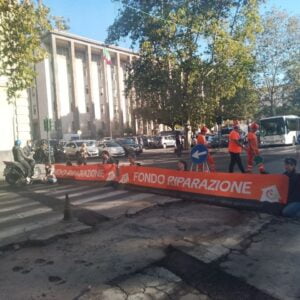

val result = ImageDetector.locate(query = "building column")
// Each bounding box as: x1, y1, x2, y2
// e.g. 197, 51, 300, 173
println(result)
101, 49, 112, 137
116, 52, 124, 134
51, 35, 62, 138
128, 55, 136, 133
87, 45, 96, 138
69, 40, 80, 132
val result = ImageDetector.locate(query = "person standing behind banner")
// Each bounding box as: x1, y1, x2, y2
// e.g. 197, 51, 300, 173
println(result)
197, 127, 216, 172
101, 151, 115, 164
78, 143, 88, 165
282, 158, 300, 218
177, 160, 188, 171
228, 123, 245, 173
246, 122, 266, 174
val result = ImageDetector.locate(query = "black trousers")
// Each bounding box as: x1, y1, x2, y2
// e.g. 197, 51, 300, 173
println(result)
229, 152, 245, 173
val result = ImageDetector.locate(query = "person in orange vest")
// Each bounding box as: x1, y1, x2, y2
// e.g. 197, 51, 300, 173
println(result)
197, 126, 216, 172
246, 122, 266, 173
228, 122, 245, 173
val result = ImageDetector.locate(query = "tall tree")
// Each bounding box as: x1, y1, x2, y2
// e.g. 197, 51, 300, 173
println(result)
106, 0, 261, 130
0, 0, 52, 102
255, 9, 300, 116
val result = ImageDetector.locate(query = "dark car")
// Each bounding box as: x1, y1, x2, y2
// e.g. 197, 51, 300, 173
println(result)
116, 138, 143, 155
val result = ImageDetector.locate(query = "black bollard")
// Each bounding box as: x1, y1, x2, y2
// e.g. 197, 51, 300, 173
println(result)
63, 193, 72, 221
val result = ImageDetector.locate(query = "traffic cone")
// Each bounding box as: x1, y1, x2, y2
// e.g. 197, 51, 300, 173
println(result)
63, 193, 72, 221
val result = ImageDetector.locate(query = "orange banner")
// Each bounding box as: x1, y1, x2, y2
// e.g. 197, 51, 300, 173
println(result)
118, 166, 289, 204
55, 164, 117, 181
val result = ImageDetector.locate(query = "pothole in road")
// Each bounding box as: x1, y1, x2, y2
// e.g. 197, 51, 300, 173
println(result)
158, 246, 277, 300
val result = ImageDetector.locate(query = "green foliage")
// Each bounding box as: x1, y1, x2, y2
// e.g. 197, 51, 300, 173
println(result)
107, 0, 262, 128
0, 0, 52, 102
52, 15, 70, 31
255, 9, 300, 116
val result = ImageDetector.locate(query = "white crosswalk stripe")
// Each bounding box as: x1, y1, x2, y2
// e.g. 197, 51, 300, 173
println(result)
56, 186, 113, 200
0, 189, 62, 244
72, 190, 129, 205
32, 184, 77, 194
0, 214, 61, 240
82, 193, 154, 211
0, 207, 52, 224
0, 202, 38, 213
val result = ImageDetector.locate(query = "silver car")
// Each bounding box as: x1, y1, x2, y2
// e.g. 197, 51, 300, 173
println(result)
98, 141, 125, 157
154, 135, 176, 148
64, 140, 99, 159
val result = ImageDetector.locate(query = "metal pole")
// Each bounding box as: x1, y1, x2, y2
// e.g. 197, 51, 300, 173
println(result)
47, 121, 51, 163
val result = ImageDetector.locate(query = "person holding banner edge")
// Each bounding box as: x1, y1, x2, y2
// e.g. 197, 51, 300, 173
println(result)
246, 122, 266, 174
228, 122, 245, 173
197, 126, 216, 172
282, 158, 300, 218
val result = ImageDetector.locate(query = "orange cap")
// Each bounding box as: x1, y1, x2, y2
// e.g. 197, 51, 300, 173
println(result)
250, 122, 259, 131
201, 126, 208, 134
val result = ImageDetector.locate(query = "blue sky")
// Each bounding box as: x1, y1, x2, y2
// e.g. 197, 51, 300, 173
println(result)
43, 0, 300, 48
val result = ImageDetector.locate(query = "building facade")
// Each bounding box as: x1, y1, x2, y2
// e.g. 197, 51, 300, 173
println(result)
31, 31, 162, 140
0, 76, 32, 176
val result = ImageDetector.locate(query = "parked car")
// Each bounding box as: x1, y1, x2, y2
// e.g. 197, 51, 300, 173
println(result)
64, 140, 99, 159
153, 135, 176, 148
142, 136, 154, 148
102, 137, 113, 141
116, 138, 143, 155
98, 141, 125, 157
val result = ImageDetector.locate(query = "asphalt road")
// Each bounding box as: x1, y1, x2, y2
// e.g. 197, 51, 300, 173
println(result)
0, 145, 299, 299
87, 144, 300, 173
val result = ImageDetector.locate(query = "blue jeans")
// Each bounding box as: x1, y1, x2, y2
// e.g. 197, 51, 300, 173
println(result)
282, 202, 300, 218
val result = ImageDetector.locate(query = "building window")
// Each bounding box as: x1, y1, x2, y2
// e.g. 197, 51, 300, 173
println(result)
88, 121, 91, 130
72, 121, 75, 131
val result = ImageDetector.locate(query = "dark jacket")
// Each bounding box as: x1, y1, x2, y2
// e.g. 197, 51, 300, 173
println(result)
284, 170, 300, 203
12, 146, 28, 162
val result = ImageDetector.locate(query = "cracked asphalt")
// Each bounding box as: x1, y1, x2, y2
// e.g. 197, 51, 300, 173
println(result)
0, 198, 298, 300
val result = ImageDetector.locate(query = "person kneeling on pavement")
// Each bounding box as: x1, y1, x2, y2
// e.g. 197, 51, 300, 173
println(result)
282, 158, 300, 218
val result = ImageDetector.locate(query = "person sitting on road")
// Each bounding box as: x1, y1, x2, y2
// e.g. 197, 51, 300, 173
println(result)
101, 151, 115, 164
12, 140, 35, 179
128, 152, 141, 166
44, 164, 57, 184
177, 160, 188, 171
282, 158, 300, 218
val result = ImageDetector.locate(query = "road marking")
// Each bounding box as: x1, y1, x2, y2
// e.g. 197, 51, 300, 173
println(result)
0, 214, 61, 240
0, 202, 38, 213
31, 184, 76, 194
0, 198, 32, 206
0, 207, 52, 224
45, 185, 97, 196
82, 193, 154, 210
72, 190, 129, 205
56, 186, 113, 200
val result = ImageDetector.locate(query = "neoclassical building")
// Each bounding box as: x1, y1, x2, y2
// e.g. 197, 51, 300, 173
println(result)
31, 30, 162, 140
